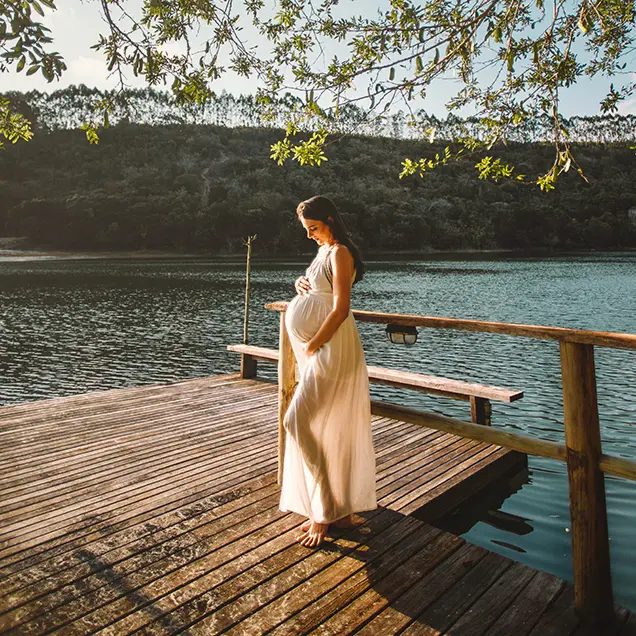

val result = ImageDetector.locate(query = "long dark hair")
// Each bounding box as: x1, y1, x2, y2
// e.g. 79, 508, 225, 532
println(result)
297, 195, 365, 284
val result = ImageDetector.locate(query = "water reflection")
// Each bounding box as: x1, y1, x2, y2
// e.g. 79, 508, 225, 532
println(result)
1, 253, 635, 610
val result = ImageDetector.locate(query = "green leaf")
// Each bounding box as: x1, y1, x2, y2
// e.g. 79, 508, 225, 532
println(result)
389, 67, 395, 81
16, 56, 25, 72
32, 1, 45, 17
416, 56, 423, 73
26, 65, 39, 75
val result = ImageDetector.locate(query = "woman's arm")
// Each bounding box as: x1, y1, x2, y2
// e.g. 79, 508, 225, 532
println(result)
305, 245, 354, 355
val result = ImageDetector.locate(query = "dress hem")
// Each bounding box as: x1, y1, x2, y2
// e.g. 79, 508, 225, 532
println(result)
278, 504, 378, 525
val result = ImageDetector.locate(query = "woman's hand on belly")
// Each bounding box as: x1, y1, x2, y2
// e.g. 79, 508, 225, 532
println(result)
294, 275, 312, 295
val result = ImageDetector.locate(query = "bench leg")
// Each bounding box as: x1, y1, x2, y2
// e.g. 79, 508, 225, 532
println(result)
470, 397, 491, 426
240, 353, 258, 379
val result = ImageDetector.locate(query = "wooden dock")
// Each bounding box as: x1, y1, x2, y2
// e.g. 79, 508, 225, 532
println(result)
1, 375, 634, 635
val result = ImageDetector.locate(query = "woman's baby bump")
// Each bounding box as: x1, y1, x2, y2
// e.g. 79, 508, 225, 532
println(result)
286, 294, 331, 342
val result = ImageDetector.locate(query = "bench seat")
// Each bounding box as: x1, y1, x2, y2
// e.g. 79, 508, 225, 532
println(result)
227, 344, 523, 426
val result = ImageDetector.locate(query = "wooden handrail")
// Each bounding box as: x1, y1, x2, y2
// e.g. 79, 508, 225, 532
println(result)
265, 302, 636, 351
370, 400, 567, 461
600, 454, 636, 481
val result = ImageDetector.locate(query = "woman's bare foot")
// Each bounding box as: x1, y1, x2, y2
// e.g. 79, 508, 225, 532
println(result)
331, 514, 365, 529
300, 518, 311, 533
298, 521, 328, 547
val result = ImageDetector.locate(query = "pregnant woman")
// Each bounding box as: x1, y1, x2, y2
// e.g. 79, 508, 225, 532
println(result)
280, 195, 377, 548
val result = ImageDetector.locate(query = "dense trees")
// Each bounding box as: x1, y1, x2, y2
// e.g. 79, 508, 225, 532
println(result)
0, 104, 634, 254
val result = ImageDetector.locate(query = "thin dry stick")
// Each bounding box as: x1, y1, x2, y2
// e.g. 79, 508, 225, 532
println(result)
243, 234, 257, 345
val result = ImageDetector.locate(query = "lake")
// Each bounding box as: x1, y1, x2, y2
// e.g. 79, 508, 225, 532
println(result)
1, 252, 635, 610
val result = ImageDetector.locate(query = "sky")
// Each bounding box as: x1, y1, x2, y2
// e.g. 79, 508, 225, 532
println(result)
2, 1, 635, 117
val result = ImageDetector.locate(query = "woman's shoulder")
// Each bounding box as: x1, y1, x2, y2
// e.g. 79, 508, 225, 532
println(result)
329, 243, 354, 266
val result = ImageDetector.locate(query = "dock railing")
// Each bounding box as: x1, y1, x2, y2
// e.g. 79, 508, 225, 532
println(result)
265, 301, 636, 626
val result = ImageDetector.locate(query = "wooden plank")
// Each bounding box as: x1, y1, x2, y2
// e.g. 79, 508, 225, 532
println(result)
375, 434, 477, 490
265, 302, 636, 350
355, 543, 495, 635
0, 373, 242, 415
371, 399, 567, 462
399, 447, 524, 517
184, 510, 426, 635
99, 507, 410, 635
526, 586, 581, 636
0, 383, 275, 446
0, 477, 279, 606
286, 531, 465, 635
0, 490, 285, 630
378, 442, 500, 512
368, 365, 522, 402
228, 343, 278, 361
0, 430, 278, 524
94, 515, 312, 635
3, 503, 294, 634
0, 439, 278, 545
227, 344, 524, 402
0, 386, 277, 469
1, 397, 277, 490
0, 393, 277, 477
560, 342, 613, 624
485, 571, 566, 636
240, 353, 258, 378
0, 434, 277, 526
6, 414, 400, 533
0, 374, 244, 427
0, 408, 275, 520
0, 418, 276, 506
388, 447, 507, 515
4, 414, 418, 544
0, 452, 278, 567
374, 425, 443, 463
436, 561, 537, 636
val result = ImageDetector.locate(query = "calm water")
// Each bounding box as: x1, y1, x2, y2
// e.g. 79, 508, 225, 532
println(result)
1, 253, 635, 609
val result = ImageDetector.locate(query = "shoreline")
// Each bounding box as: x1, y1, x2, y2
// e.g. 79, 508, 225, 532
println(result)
1, 247, 636, 262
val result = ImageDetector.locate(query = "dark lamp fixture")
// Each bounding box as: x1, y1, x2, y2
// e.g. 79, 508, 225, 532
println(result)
385, 324, 418, 345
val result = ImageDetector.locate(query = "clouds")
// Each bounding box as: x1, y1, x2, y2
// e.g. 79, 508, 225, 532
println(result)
68, 57, 111, 87
617, 74, 636, 115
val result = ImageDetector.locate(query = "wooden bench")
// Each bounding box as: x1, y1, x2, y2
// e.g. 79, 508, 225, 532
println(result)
227, 343, 523, 426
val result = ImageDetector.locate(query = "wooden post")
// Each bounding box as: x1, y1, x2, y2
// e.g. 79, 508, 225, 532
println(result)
470, 396, 491, 426
240, 353, 257, 379
241, 234, 257, 379
277, 311, 296, 486
560, 341, 613, 625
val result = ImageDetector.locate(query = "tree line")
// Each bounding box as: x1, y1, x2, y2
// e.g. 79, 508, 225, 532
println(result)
5, 86, 636, 145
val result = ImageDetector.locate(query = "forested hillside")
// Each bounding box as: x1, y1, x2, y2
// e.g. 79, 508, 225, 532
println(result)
1, 88, 635, 254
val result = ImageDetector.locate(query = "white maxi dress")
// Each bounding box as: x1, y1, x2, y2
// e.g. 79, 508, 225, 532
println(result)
279, 244, 377, 524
